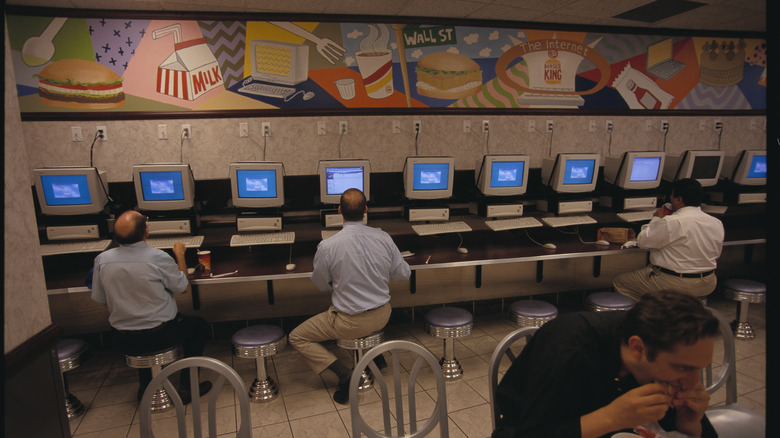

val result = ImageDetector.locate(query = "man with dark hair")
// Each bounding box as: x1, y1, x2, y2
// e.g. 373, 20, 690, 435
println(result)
613, 178, 724, 301
290, 188, 411, 404
91, 210, 210, 402
493, 290, 720, 438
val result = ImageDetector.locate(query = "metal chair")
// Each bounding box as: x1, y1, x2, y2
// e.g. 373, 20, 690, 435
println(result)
139, 356, 252, 438
487, 326, 538, 430
349, 340, 448, 438
704, 308, 765, 437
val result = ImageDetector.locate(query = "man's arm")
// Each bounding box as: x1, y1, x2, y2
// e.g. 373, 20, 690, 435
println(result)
310, 245, 333, 292
170, 242, 191, 294
580, 383, 673, 438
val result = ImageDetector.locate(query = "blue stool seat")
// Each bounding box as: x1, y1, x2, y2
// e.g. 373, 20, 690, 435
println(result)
57, 338, 89, 420
232, 325, 287, 402
722, 279, 766, 340
425, 307, 474, 380
587, 292, 635, 312
509, 300, 558, 327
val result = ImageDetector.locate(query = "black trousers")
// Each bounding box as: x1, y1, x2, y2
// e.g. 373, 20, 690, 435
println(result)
113, 313, 208, 390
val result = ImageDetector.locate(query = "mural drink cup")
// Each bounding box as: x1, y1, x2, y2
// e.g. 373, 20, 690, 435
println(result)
356, 50, 394, 99
197, 250, 211, 275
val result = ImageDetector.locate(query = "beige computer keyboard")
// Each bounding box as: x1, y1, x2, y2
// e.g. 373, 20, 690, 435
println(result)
541, 215, 597, 228
40, 239, 112, 256
412, 221, 472, 236
230, 231, 295, 247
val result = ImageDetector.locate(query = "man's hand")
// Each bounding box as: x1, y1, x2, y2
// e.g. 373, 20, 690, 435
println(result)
671, 381, 708, 436
582, 383, 672, 438
172, 242, 186, 259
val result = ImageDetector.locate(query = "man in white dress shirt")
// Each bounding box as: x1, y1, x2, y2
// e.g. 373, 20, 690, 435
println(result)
613, 178, 724, 301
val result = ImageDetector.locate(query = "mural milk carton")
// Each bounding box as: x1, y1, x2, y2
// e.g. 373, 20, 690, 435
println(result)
153, 24, 223, 100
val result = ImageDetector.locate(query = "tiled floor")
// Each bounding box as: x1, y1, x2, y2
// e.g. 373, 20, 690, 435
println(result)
64, 292, 765, 438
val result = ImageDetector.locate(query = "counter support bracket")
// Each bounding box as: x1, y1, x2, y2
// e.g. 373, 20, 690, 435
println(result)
267, 280, 275, 305
593, 256, 602, 278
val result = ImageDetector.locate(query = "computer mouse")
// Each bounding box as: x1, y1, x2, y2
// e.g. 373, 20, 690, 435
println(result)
285, 263, 296, 271
595, 240, 611, 246
303, 92, 315, 100
542, 243, 557, 250
457, 247, 468, 254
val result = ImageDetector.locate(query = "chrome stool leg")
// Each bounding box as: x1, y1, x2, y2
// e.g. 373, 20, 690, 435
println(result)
248, 356, 279, 402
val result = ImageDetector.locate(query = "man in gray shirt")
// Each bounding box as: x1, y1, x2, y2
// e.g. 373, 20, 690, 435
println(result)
92, 210, 210, 402
290, 188, 411, 404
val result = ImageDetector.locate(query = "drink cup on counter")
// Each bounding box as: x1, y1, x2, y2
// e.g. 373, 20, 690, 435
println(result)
197, 250, 211, 275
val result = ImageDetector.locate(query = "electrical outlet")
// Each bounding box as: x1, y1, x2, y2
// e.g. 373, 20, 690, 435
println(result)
413, 120, 421, 134
645, 120, 653, 132
699, 120, 707, 131
262, 122, 270, 137
96, 126, 107, 141
589, 120, 596, 133
157, 124, 168, 140
71, 126, 83, 142
339, 120, 348, 135
528, 120, 536, 132
482, 120, 490, 133
750, 119, 757, 130
714, 120, 723, 131
661, 120, 669, 132
546, 120, 554, 132
463, 120, 471, 133
239, 122, 249, 138
318, 121, 327, 135
392, 121, 401, 134
606, 120, 613, 132
181, 124, 191, 139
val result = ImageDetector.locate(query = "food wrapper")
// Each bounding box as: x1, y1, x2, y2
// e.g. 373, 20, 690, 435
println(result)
633, 422, 689, 438
597, 227, 637, 244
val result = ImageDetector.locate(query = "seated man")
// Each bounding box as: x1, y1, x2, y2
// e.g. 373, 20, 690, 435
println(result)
91, 210, 210, 402
289, 188, 411, 404
493, 290, 719, 438
613, 178, 724, 301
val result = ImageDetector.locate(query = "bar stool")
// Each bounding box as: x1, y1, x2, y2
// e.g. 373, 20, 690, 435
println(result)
722, 279, 766, 340
126, 345, 183, 412
232, 325, 287, 402
586, 292, 635, 312
509, 300, 558, 328
337, 331, 384, 391
424, 307, 474, 380
56, 338, 89, 420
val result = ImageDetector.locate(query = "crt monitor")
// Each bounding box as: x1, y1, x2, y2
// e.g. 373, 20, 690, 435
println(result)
662, 150, 724, 187
33, 167, 109, 215
318, 159, 371, 204
721, 150, 766, 186
475, 154, 529, 196
403, 156, 456, 200
230, 162, 285, 208
603, 151, 666, 190
132, 163, 196, 211
541, 153, 600, 194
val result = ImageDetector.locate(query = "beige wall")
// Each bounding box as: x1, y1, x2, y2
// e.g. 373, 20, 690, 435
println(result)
4, 24, 52, 353
22, 114, 766, 182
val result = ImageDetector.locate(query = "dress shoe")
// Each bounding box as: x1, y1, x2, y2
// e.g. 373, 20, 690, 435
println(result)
333, 379, 350, 405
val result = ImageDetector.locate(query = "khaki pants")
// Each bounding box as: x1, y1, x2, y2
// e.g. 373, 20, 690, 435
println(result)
289, 303, 391, 375
613, 265, 717, 302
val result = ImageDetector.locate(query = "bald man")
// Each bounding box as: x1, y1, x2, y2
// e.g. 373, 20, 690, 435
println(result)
290, 188, 411, 405
91, 210, 210, 402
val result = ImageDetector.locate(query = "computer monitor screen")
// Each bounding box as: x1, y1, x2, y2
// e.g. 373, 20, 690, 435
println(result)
33, 167, 109, 215
604, 152, 665, 190
723, 150, 767, 186
476, 155, 529, 196
230, 162, 285, 208
542, 153, 600, 193
403, 156, 455, 200
317, 159, 371, 204
662, 150, 724, 187
132, 164, 196, 211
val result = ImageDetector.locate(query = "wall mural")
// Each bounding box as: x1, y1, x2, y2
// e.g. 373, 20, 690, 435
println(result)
6, 12, 767, 116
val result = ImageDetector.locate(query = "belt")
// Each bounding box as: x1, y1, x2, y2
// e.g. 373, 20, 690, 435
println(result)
655, 266, 714, 278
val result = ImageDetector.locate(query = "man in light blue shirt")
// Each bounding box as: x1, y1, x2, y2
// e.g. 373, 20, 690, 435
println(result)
92, 210, 210, 402
290, 188, 411, 404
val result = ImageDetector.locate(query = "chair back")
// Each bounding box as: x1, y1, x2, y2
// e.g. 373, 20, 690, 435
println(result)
704, 307, 765, 437
349, 340, 448, 438
488, 326, 538, 430
139, 356, 252, 438
704, 307, 737, 405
